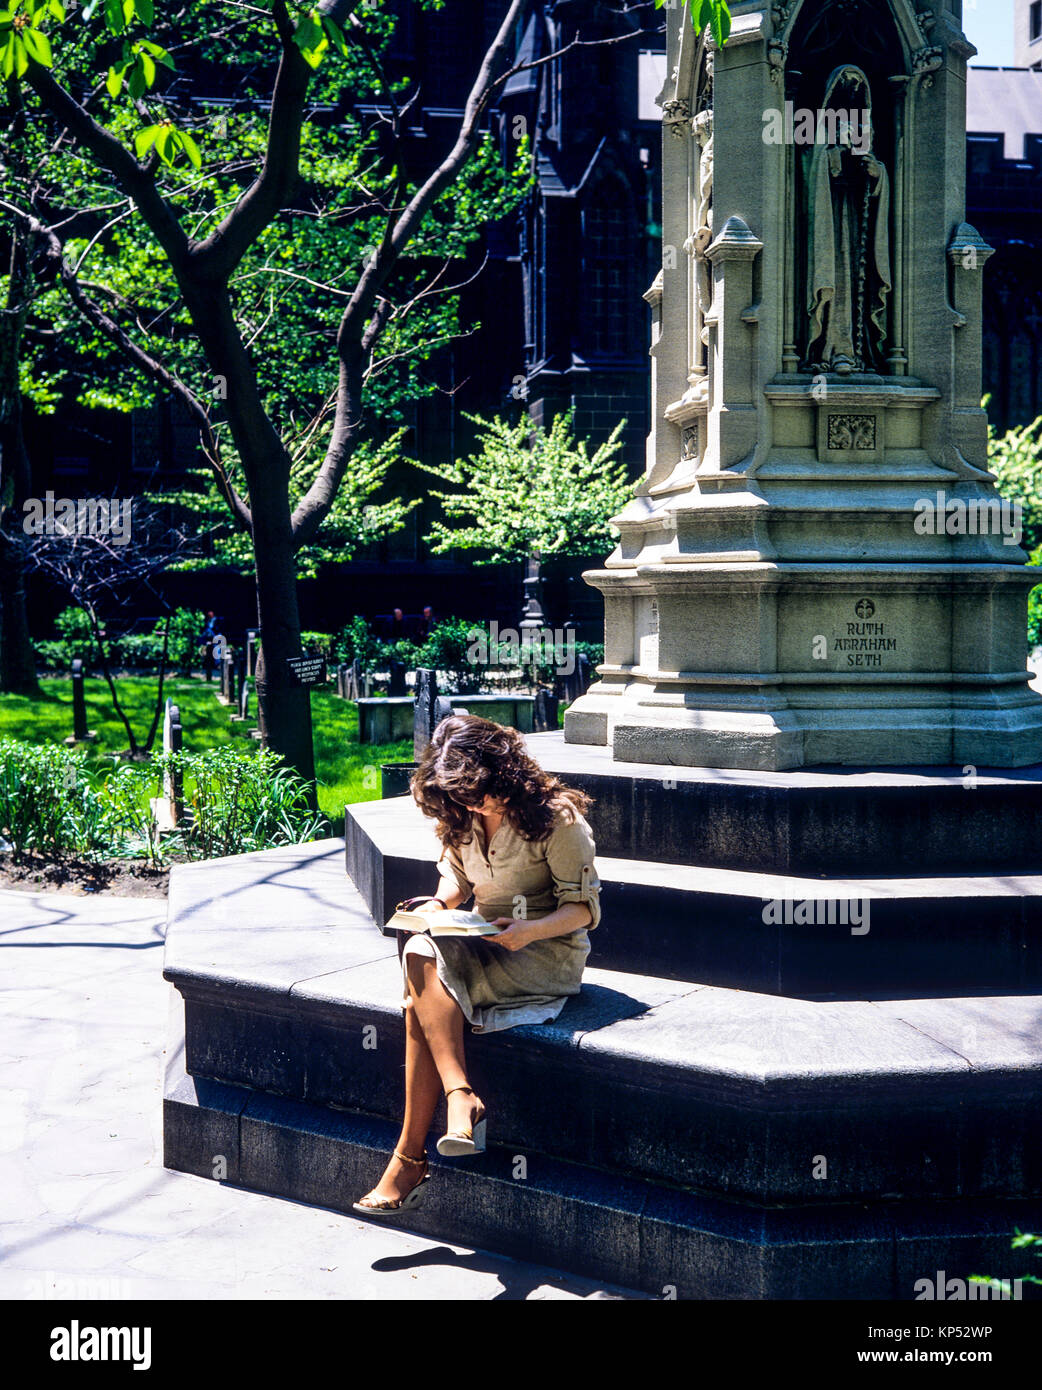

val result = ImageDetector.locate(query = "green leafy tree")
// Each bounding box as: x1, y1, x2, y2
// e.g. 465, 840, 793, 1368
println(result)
987, 408, 1042, 646
0, 0, 540, 791
3, 0, 726, 785
417, 409, 634, 566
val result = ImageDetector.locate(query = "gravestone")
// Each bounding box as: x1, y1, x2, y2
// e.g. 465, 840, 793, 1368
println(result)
218, 647, 237, 707
558, 651, 591, 707
413, 668, 438, 759
210, 633, 226, 687
70, 659, 89, 742
150, 698, 183, 830
413, 667, 456, 758
533, 687, 559, 733
336, 658, 364, 700
576, 652, 590, 698
245, 629, 260, 678
231, 675, 251, 725
564, 0, 1042, 770
388, 659, 407, 697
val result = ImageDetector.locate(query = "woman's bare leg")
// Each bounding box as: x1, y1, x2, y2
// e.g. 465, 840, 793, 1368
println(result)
359, 952, 475, 1204
405, 954, 484, 1137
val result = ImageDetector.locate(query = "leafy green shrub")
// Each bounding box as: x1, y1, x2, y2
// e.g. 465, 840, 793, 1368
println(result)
168, 746, 328, 860
333, 615, 382, 670
52, 607, 98, 667
1029, 552, 1042, 650
119, 632, 166, 668
301, 631, 335, 658
989, 413, 1042, 553
0, 739, 113, 860
415, 617, 489, 693
168, 608, 205, 674
104, 762, 164, 868
381, 637, 422, 670
971, 1230, 1042, 1299
33, 640, 74, 673
989, 413, 1042, 650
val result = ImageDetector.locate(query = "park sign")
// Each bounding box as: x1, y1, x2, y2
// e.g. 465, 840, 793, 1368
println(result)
285, 656, 327, 687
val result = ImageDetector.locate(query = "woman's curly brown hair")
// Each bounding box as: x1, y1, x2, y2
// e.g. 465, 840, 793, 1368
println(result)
410, 714, 592, 849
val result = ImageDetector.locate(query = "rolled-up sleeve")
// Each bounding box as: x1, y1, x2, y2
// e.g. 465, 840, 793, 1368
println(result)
436, 839, 473, 902
546, 817, 602, 930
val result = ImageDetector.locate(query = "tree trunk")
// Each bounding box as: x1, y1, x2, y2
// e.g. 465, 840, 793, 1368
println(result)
0, 519, 39, 696
0, 234, 41, 697
251, 497, 316, 798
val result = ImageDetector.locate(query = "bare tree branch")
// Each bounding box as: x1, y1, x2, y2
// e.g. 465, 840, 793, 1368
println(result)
289, 0, 528, 545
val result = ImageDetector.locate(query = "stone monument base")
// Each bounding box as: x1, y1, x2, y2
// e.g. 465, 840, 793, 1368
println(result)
565, 673, 1042, 772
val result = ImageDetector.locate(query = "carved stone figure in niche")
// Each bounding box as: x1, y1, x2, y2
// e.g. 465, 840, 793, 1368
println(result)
804, 64, 891, 375
682, 108, 713, 403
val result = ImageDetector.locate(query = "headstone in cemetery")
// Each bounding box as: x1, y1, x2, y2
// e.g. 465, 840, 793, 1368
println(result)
336, 658, 363, 701
575, 652, 590, 698
563, 0, 1042, 770
413, 668, 438, 760
388, 659, 407, 697
557, 651, 591, 707
245, 629, 260, 678
211, 633, 226, 687
66, 658, 94, 743
231, 674, 251, 724
218, 646, 237, 707
150, 698, 183, 830
533, 687, 559, 733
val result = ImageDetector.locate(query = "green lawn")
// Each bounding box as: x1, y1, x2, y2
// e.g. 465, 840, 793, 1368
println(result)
0, 677, 414, 831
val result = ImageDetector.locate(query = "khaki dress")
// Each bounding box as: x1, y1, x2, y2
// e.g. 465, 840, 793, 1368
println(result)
401, 807, 602, 1033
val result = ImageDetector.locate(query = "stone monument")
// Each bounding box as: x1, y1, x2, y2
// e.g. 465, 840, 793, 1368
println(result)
162, 1, 1042, 1301
564, 0, 1042, 770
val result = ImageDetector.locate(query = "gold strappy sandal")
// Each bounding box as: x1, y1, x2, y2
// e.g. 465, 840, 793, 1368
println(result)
352, 1149, 430, 1216
437, 1086, 487, 1157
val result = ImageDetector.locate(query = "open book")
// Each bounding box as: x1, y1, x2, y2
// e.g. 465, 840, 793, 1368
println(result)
385, 906, 503, 936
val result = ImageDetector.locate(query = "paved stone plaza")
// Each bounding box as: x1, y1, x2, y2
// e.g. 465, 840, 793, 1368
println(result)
0, 889, 635, 1300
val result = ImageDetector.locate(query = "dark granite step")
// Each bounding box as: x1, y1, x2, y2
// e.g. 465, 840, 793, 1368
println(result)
163, 841, 1042, 1209
346, 796, 1042, 993
518, 732, 1042, 877
164, 1042, 1042, 1302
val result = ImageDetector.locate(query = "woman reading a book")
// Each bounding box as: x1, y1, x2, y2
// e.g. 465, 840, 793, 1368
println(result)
353, 713, 601, 1215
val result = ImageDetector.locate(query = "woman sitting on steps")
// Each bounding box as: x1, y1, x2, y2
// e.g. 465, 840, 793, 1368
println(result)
354, 713, 602, 1215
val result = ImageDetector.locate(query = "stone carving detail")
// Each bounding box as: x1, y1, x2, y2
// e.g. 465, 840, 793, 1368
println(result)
804, 64, 892, 375
912, 45, 944, 85
682, 108, 713, 401
681, 426, 699, 460
827, 414, 876, 451
662, 97, 692, 139
767, 40, 788, 83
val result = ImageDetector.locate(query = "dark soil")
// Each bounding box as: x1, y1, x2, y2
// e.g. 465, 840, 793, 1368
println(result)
0, 853, 170, 898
